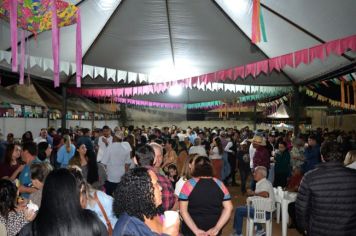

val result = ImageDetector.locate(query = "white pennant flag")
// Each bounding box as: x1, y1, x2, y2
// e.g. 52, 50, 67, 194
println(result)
128, 72, 137, 83
106, 68, 116, 81
138, 73, 148, 83
60, 61, 70, 75
43, 58, 54, 72
0, 50, 12, 64
94, 66, 105, 78
29, 56, 42, 69
82, 65, 94, 78
117, 70, 127, 82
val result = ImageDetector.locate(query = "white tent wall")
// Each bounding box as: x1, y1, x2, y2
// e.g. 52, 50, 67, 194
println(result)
48, 119, 119, 131
0, 118, 48, 139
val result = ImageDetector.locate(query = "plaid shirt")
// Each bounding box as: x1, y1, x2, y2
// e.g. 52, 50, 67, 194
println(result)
147, 166, 175, 211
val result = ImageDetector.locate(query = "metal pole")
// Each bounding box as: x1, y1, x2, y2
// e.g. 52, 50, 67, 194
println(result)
293, 86, 300, 136
61, 86, 67, 130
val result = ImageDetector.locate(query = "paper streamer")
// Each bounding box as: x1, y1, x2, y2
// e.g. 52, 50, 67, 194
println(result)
51, 0, 60, 87
76, 8, 82, 88
9, 0, 18, 72
19, 30, 25, 85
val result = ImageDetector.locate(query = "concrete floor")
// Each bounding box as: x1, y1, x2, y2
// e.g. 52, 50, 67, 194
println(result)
221, 185, 301, 236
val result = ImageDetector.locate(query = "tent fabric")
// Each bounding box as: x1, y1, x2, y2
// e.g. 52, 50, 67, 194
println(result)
0, 86, 39, 106
267, 103, 291, 119
0, 0, 355, 94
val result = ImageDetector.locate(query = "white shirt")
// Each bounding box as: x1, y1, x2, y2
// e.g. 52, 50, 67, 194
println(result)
209, 146, 222, 160
256, 177, 275, 204
347, 162, 356, 170
174, 176, 187, 196
97, 136, 113, 162
249, 143, 256, 169
34, 136, 46, 144
189, 145, 207, 156
101, 141, 132, 183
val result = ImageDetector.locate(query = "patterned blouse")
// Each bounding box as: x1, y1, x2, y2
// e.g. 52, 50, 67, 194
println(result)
0, 210, 28, 236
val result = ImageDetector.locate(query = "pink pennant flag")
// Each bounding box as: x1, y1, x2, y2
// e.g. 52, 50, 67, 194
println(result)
245, 63, 256, 77
191, 76, 199, 87
325, 39, 342, 56
256, 60, 268, 75
9, 0, 18, 72
234, 66, 245, 80
279, 53, 294, 68
268, 57, 281, 72
206, 73, 215, 83
309, 44, 325, 62
199, 74, 208, 84
341, 35, 356, 52
224, 69, 234, 80
294, 49, 309, 67
216, 70, 225, 81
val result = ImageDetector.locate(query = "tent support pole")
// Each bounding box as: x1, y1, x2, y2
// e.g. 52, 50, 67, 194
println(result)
253, 103, 257, 130
293, 86, 300, 137
61, 85, 68, 130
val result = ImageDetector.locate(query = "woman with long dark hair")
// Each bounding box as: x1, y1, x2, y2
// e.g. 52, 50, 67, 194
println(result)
0, 179, 34, 236
209, 137, 224, 179
70, 144, 107, 190
113, 167, 179, 236
176, 141, 188, 175
19, 168, 108, 236
179, 156, 233, 236
0, 144, 23, 180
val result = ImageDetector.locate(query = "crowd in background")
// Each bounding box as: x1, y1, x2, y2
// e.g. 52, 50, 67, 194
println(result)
0, 125, 355, 236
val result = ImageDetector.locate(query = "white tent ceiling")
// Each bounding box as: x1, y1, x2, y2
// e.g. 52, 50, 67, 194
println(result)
0, 0, 355, 90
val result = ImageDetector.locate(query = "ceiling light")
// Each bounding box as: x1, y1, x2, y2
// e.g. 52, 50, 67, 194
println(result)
168, 84, 183, 97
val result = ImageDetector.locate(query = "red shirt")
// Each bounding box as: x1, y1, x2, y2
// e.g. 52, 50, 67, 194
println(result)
0, 163, 19, 179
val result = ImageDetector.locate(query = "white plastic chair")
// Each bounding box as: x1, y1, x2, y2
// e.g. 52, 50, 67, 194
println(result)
246, 196, 275, 236
0, 222, 7, 236
274, 187, 284, 224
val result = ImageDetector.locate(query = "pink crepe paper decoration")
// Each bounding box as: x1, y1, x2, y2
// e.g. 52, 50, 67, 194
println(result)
234, 66, 245, 80
224, 69, 234, 80
256, 60, 268, 75
325, 40, 342, 56
245, 63, 256, 77
19, 30, 25, 85
199, 74, 208, 84
279, 53, 294, 68
216, 71, 225, 81
341, 35, 356, 52
76, 9, 82, 87
206, 73, 215, 83
9, 0, 18, 72
294, 49, 309, 67
268, 57, 281, 72
309, 44, 325, 62
51, 0, 60, 87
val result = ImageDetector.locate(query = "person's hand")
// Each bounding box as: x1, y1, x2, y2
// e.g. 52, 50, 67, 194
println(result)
193, 229, 208, 236
207, 226, 220, 236
17, 164, 25, 172
246, 189, 254, 196
24, 208, 37, 221
162, 217, 180, 236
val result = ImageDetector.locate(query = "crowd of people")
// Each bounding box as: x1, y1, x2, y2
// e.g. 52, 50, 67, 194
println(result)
0, 125, 355, 236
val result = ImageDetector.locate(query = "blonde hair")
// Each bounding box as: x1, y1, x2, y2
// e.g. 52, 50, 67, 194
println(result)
344, 150, 356, 166
63, 135, 72, 153
181, 154, 197, 180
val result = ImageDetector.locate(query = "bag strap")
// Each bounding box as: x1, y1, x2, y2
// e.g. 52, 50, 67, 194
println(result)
94, 191, 113, 236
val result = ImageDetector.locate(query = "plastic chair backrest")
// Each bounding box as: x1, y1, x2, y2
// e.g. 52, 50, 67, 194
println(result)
0, 222, 7, 235
247, 196, 275, 224
277, 188, 285, 199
